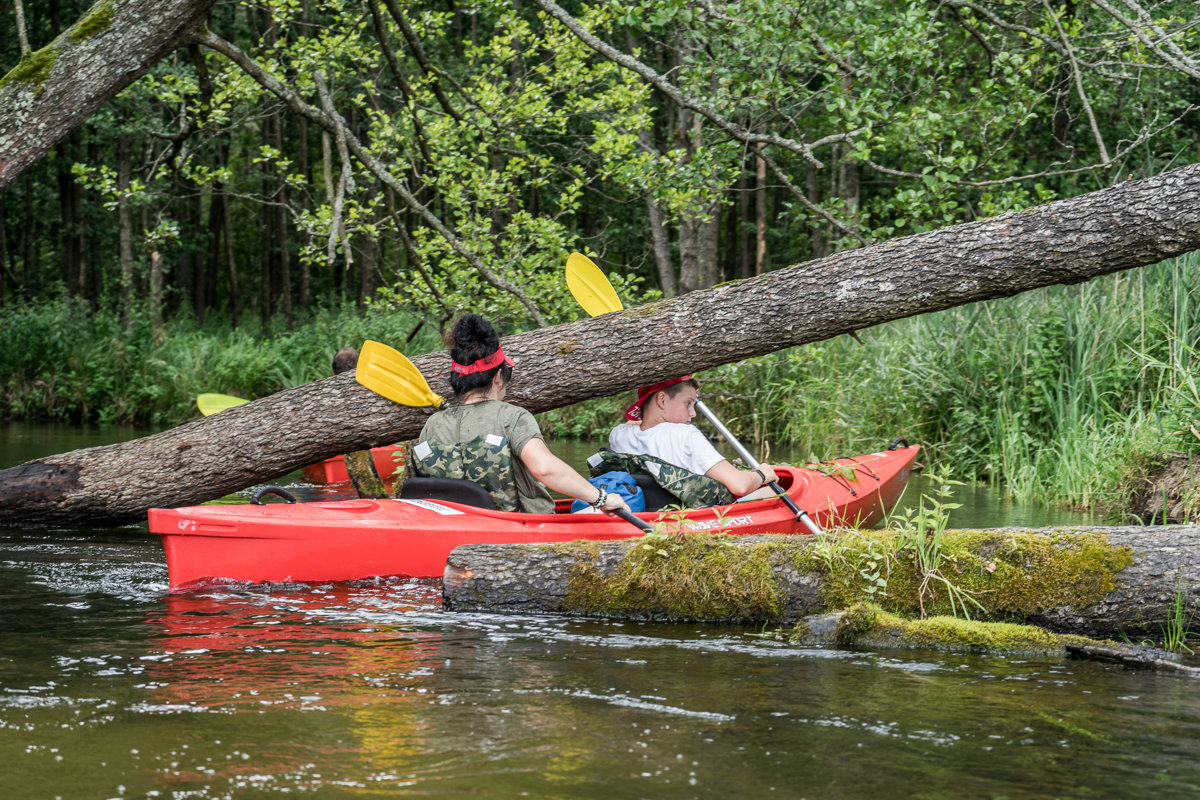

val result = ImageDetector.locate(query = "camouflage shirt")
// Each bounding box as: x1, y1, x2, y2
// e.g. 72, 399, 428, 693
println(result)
586, 448, 734, 509
416, 400, 554, 513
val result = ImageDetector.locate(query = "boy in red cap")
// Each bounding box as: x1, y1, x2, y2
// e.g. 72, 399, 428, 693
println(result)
608, 376, 779, 501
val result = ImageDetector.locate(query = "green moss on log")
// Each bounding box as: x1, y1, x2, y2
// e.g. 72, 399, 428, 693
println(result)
559, 527, 1133, 627
69, 0, 116, 44
565, 533, 786, 621
843, 605, 1065, 655
792, 528, 1133, 620
0, 46, 57, 91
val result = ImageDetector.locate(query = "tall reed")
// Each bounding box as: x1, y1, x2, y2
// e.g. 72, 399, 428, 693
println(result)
691, 254, 1200, 511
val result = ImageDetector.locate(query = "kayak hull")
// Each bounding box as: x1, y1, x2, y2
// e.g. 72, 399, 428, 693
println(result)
149, 445, 919, 588
300, 444, 405, 484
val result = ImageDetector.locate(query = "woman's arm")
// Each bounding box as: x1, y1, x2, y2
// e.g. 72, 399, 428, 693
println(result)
518, 437, 629, 513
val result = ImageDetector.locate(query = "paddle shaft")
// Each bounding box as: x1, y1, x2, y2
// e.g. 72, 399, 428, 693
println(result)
616, 507, 654, 532
694, 400, 823, 535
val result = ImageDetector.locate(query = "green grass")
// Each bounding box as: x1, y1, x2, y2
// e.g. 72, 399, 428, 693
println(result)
0, 300, 442, 426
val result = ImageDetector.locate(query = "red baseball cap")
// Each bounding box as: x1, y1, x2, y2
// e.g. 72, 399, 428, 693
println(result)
624, 376, 693, 421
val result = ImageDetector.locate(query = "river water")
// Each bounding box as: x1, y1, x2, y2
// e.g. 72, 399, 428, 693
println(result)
3, 423, 1199, 798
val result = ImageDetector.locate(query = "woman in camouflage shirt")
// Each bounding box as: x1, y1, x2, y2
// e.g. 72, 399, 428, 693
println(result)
413, 314, 630, 516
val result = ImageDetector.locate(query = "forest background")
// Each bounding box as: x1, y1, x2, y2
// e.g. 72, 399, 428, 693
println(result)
0, 0, 1198, 515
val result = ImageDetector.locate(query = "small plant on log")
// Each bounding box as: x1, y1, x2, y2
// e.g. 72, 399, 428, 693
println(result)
1161, 573, 1197, 654
890, 467, 984, 619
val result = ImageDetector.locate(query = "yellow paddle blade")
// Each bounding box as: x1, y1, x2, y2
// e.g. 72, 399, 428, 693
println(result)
566, 252, 623, 317
197, 393, 250, 416
356, 340, 445, 408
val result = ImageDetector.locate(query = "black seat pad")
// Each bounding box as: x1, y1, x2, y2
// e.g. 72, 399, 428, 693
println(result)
631, 473, 678, 512
399, 477, 497, 510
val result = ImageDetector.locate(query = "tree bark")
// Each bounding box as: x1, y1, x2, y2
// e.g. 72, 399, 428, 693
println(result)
2, 163, 1200, 525
441, 526, 1199, 640
0, 0, 217, 190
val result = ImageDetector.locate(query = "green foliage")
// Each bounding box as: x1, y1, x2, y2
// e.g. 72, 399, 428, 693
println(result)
0, 299, 439, 426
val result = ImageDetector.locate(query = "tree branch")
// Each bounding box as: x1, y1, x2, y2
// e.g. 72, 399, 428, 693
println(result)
1044, 0, 1110, 165
1090, 0, 1200, 80
196, 29, 548, 325
530, 0, 857, 169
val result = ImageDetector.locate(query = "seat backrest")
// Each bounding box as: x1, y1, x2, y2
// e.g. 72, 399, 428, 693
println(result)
632, 473, 678, 512
399, 477, 497, 510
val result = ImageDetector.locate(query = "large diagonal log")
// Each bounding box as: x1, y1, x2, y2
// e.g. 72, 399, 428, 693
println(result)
0, 0, 217, 189
2, 163, 1200, 526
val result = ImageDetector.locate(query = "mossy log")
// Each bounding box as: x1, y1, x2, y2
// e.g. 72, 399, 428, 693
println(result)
442, 525, 1200, 639
792, 606, 1200, 675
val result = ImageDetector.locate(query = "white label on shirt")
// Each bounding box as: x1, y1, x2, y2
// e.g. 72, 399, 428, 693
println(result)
646, 462, 661, 477
587, 452, 604, 468
414, 441, 432, 460
485, 433, 504, 447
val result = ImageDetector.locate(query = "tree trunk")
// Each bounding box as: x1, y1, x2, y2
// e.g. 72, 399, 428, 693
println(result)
756, 151, 768, 273
204, 184, 224, 321
0, 0, 217, 190
297, 117, 311, 310
645, 194, 676, 298
699, 203, 721, 288
217, 142, 239, 327
275, 111, 292, 329
148, 248, 163, 344
639, 127, 677, 298
441, 526, 1197, 640
57, 133, 79, 294
3, 163, 1200, 525
117, 134, 134, 328
21, 174, 35, 296
806, 161, 824, 260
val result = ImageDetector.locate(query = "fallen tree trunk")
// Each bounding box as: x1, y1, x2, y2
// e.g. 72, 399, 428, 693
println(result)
3, 164, 1200, 525
442, 526, 1200, 640
0, 0, 217, 190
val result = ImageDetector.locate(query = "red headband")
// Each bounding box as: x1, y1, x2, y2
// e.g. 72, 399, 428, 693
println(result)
451, 345, 515, 375
624, 376, 693, 421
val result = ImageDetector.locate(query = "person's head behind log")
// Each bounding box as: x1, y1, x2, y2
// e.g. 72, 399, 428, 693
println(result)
332, 347, 359, 375
447, 313, 514, 398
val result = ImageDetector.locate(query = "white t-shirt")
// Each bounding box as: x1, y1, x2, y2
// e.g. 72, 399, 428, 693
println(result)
608, 422, 725, 477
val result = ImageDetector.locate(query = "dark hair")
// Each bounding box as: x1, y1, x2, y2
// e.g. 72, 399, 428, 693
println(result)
332, 347, 359, 375
447, 313, 512, 397
663, 378, 699, 398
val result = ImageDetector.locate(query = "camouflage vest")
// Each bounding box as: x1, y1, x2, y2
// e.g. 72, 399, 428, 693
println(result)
586, 448, 734, 509
412, 433, 520, 511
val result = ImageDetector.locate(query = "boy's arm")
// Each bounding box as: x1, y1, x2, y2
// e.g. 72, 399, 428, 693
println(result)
704, 460, 778, 497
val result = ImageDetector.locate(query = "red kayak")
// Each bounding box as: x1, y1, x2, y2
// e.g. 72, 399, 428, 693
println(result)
299, 444, 406, 484
149, 444, 919, 589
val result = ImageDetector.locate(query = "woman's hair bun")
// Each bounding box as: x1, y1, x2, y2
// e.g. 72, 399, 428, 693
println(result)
450, 313, 498, 353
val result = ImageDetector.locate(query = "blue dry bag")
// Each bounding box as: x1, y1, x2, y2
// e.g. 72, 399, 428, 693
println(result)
570, 470, 646, 513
